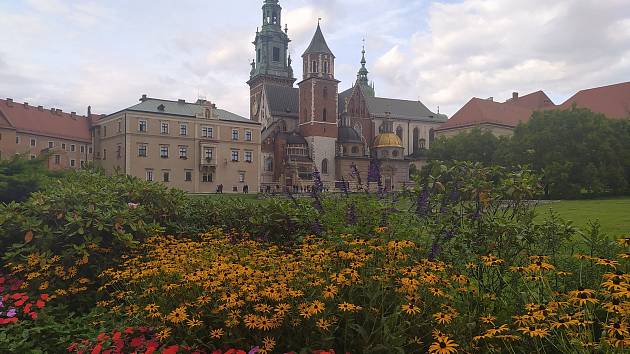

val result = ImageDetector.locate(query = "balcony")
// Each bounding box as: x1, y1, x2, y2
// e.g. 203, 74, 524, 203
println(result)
200, 157, 216, 166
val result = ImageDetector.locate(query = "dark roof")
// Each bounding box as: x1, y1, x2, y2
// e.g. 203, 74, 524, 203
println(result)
266, 85, 299, 118
303, 23, 334, 57
365, 96, 447, 122
558, 81, 630, 119
117, 98, 258, 124
338, 87, 354, 113
338, 126, 362, 143
280, 132, 307, 145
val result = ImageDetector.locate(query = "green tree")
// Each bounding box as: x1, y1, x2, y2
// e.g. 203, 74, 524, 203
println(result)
0, 154, 62, 203
428, 128, 505, 164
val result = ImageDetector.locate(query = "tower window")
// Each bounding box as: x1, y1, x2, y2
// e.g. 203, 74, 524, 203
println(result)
273, 47, 280, 62
257, 49, 261, 63
321, 159, 329, 174
323, 109, 327, 122
311, 60, 318, 73
272, 11, 278, 24
323, 61, 329, 74
323, 86, 328, 99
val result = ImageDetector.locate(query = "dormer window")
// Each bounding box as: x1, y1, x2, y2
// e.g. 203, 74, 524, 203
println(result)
157, 104, 165, 112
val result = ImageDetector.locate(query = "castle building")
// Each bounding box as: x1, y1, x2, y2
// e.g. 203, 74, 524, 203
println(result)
0, 98, 93, 169
92, 96, 261, 193
249, 0, 447, 191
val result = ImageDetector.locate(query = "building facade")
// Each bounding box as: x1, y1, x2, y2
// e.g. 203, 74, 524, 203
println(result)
249, 0, 447, 191
0, 98, 93, 168
93, 96, 261, 193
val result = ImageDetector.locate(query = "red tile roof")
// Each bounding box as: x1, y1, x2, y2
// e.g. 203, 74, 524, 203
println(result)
437, 97, 536, 131
557, 81, 630, 119
506, 91, 556, 110
0, 99, 92, 142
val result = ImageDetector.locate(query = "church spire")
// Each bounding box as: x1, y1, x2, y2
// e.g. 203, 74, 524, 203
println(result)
356, 41, 375, 97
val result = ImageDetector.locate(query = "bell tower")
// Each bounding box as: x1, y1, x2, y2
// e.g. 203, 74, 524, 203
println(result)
298, 22, 339, 183
247, 0, 295, 121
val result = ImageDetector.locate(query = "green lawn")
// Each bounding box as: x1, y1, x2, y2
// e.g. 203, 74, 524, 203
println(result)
535, 198, 630, 238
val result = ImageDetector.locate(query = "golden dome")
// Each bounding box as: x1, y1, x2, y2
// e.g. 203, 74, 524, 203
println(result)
373, 132, 403, 148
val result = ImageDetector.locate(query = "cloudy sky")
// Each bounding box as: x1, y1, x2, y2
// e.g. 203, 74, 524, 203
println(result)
1, 0, 629, 118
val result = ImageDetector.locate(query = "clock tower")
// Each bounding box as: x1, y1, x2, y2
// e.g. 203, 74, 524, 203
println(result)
247, 0, 295, 122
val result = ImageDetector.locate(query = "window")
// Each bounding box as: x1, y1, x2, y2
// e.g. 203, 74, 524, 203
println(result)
179, 145, 188, 159
160, 145, 169, 158
180, 123, 188, 136
323, 109, 327, 122
233, 186, 238, 192
70, 159, 76, 167
185, 170, 192, 182
204, 147, 213, 160
351, 146, 359, 154
419, 138, 426, 150
396, 126, 403, 140
163, 171, 170, 182
54, 155, 60, 165
265, 157, 273, 172
80, 145, 85, 153
245, 151, 253, 163
89, 147, 93, 154
245, 130, 252, 141
138, 144, 147, 157
30, 155, 36, 160
138, 120, 147, 132
80, 160, 85, 168
202, 126, 213, 138
30, 138, 36, 147
321, 159, 329, 174
70, 144, 76, 152
392, 150, 399, 157
102, 126, 107, 137
202, 173, 213, 183
161, 122, 169, 134
116, 145, 122, 159
323, 61, 329, 74
103, 149, 107, 160
323, 86, 328, 99
231, 150, 239, 162
272, 47, 280, 62
311, 60, 318, 73
118, 121, 122, 133
15, 136, 20, 144
62, 143, 66, 150
239, 172, 245, 183
146, 170, 154, 182
232, 129, 239, 140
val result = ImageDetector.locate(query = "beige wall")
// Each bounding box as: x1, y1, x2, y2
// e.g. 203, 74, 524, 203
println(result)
0, 129, 92, 169
373, 117, 442, 153
94, 110, 261, 193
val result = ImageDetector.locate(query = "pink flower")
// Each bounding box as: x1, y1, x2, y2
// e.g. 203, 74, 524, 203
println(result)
128, 202, 139, 209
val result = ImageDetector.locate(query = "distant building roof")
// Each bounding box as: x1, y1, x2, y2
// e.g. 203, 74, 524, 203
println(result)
303, 23, 334, 57
365, 96, 447, 122
114, 97, 258, 125
506, 91, 556, 110
0, 98, 92, 142
558, 81, 630, 119
437, 97, 535, 132
266, 85, 299, 118
337, 126, 362, 143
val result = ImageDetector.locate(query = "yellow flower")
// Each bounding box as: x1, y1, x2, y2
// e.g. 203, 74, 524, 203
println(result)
167, 306, 188, 324
262, 336, 276, 351
481, 255, 504, 266
186, 318, 203, 328
433, 312, 454, 325
374, 226, 387, 234
401, 303, 422, 316
322, 284, 338, 299
338, 302, 362, 312
518, 325, 549, 338
155, 327, 171, 341
144, 303, 159, 312
428, 335, 459, 354
210, 328, 225, 339
316, 318, 332, 331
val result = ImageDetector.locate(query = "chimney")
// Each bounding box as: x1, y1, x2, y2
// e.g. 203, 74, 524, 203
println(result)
56, 109, 62, 114
50, 108, 55, 114
140, 94, 148, 102
487, 97, 494, 102
37, 105, 43, 111
211, 103, 217, 109
178, 99, 185, 104
6, 98, 13, 107
23, 102, 29, 108
512, 92, 518, 100
71, 112, 76, 118
87, 105, 92, 117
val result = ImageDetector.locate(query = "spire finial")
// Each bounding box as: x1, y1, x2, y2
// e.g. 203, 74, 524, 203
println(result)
318, 17, 322, 25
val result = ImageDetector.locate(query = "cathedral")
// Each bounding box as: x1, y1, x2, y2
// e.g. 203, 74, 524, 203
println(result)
248, 0, 447, 191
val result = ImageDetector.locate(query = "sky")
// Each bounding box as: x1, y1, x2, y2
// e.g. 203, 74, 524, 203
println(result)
1, 0, 629, 118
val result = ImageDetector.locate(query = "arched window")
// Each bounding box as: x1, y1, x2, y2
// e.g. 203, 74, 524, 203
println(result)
265, 157, 273, 172
323, 61, 329, 74
396, 126, 403, 140
321, 159, 329, 174
419, 138, 426, 150
311, 60, 318, 73
323, 86, 328, 99
272, 11, 278, 24
322, 109, 327, 122
429, 128, 435, 145
303, 108, 308, 122
351, 146, 359, 154
413, 127, 419, 153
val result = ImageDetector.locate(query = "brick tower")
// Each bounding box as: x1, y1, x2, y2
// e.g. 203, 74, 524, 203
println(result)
298, 22, 339, 183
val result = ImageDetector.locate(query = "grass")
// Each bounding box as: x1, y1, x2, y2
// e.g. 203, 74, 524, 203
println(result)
535, 197, 630, 238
